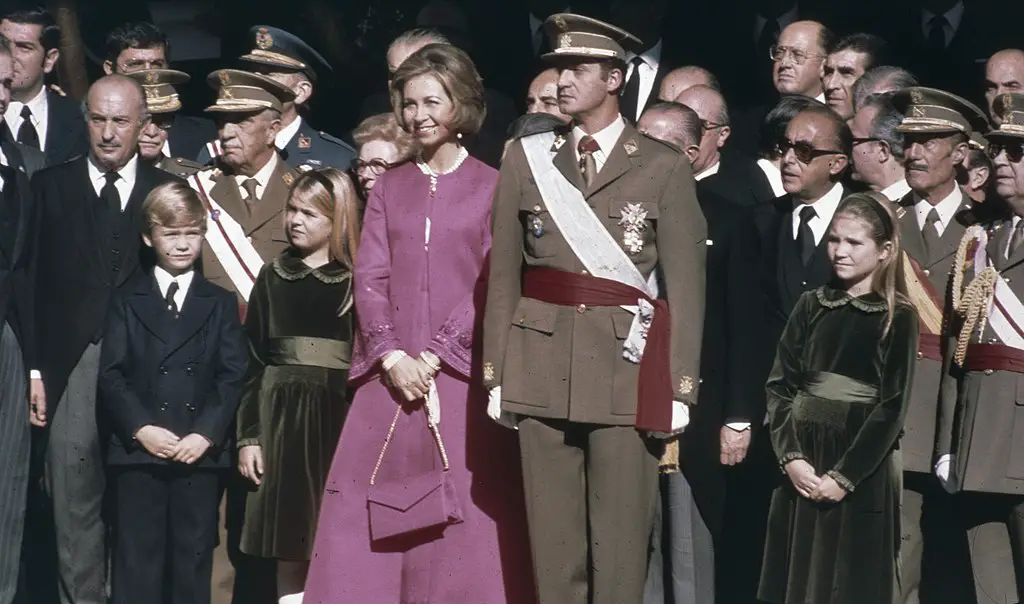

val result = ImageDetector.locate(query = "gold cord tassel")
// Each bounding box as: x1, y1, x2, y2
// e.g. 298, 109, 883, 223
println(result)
951, 226, 998, 366
659, 437, 680, 474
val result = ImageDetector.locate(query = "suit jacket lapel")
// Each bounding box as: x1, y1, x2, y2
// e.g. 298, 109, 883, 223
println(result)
209, 169, 249, 229
552, 137, 586, 196
127, 277, 171, 343
931, 203, 971, 268
115, 163, 157, 285
250, 159, 293, 232
165, 276, 216, 356
988, 220, 1011, 271
71, 157, 113, 285
897, 193, 927, 262
586, 123, 641, 198
3, 142, 31, 266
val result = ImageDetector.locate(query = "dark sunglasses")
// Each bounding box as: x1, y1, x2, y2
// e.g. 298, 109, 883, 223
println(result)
777, 138, 845, 164
988, 140, 1024, 163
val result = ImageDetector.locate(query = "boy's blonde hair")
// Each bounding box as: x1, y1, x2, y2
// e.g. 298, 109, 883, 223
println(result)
141, 181, 207, 235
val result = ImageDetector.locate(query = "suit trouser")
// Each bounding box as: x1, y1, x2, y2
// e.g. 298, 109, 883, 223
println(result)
899, 471, 976, 604
0, 323, 30, 604
957, 491, 1024, 604
111, 466, 220, 604
43, 343, 106, 604
643, 471, 715, 604
518, 417, 659, 604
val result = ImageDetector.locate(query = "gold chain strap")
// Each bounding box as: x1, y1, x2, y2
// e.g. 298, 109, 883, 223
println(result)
951, 226, 999, 366
370, 406, 450, 486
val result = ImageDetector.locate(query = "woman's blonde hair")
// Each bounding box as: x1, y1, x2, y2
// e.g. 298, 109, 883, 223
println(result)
140, 180, 207, 235
833, 191, 909, 334
352, 112, 419, 164
390, 43, 486, 137
287, 167, 360, 270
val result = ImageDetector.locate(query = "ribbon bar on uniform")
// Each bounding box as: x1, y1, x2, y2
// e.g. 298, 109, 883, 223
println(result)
521, 266, 674, 432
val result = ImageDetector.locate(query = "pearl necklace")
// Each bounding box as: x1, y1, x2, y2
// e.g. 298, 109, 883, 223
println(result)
416, 146, 469, 196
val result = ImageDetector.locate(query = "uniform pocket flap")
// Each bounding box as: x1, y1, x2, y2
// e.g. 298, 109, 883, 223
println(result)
609, 200, 659, 219
512, 298, 559, 334
612, 310, 634, 340
367, 473, 443, 512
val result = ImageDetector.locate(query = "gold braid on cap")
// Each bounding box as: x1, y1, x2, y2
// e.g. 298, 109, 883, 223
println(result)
951, 226, 998, 365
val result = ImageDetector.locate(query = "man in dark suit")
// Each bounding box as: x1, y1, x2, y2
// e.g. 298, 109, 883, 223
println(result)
984, 49, 1024, 126
822, 33, 888, 120
609, 0, 674, 125
721, 102, 851, 604
0, 7, 88, 166
102, 21, 217, 163
676, 85, 775, 206
0, 32, 45, 604
27, 74, 181, 604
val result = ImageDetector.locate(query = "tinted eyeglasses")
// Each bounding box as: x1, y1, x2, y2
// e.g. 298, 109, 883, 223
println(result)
777, 138, 845, 164
769, 45, 825, 65
701, 119, 728, 131
988, 140, 1024, 163
352, 158, 394, 174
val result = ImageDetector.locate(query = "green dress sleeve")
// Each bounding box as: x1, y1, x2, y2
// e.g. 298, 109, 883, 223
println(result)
766, 291, 815, 468
237, 265, 271, 448
827, 304, 920, 491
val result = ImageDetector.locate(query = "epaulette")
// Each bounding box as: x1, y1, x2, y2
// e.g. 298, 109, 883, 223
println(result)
318, 130, 355, 150
172, 157, 205, 170
636, 130, 682, 154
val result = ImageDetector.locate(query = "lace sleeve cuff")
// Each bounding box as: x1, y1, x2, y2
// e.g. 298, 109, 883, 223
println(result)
427, 321, 474, 378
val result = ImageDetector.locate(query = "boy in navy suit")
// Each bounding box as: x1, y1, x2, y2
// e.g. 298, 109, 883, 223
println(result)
98, 180, 246, 604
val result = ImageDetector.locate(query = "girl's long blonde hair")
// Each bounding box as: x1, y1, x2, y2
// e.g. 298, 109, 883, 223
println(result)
287, 167, 360, 271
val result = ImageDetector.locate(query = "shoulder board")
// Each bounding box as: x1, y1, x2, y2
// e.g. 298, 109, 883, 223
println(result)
637, 131, 683, 155
172, 157, 205, 170
318, 130, 354, 149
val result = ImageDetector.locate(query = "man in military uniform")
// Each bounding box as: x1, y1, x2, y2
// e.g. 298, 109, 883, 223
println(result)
482, 14, 706, 604
198, 26, 355, 172
938, 91, 1024, 604
189, 68, 297, 604
889, 86, 989, 604
126, 68, 205, 179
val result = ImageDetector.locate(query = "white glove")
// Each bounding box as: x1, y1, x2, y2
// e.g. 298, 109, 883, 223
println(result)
649, 401, 690, 439
934, 454, 955, 493
487, 387, 519, 430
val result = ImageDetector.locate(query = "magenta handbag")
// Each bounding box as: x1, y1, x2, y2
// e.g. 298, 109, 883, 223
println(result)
367, 407, 463, 541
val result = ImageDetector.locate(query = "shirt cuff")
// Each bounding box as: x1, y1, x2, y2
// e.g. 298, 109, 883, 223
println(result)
381, 350, 407, 372
725, 422, 751, 431
30, 370, 41, 380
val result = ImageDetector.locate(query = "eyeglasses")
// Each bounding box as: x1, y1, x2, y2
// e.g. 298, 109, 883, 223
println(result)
852, 137, 881, 147
769, 45, 825, 65
352, 158, 394, 174
701, 119, 728, 131
989, 140, 1024, 163
777, 138, 845, 164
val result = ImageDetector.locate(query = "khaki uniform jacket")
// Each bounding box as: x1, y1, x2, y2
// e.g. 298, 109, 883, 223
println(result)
481, 122, 707, 426
194, 156, 297, 299
895, 190, 972, 473
156, 156, 205, 180
938, 216, 1024, 495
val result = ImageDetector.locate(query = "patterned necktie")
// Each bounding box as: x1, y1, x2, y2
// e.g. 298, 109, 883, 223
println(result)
165, 280, 180, 318
17, 106, 39, 149
241, 178, 259, 213
797, 205, 817, 266
923, 208, 942, 258
1008, 219, 1024, 259
101, 171, 121, 214
578, 135, 600, 188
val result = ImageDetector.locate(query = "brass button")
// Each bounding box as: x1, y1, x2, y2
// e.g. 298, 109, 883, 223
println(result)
990, 338, 999, 344
581, 270, 589, 276
916, 351, 923, 360
984, 369, 994, 376
518, 317, 525, 324
923, 269, 930, 277
576, 304, 587, 314
533, 205, 542, 212
1006, 277, 1012, 284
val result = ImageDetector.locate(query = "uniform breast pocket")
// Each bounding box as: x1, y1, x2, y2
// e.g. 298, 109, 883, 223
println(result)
520, 203, 558, 258
609, 200, 659, 254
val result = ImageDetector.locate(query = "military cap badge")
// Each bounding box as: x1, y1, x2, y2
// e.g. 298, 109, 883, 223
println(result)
559, 34, 572, 49
910, 89, 923, 104
145, 71, 158, 85
219, 71, 231, 86
256, 27, 273, 50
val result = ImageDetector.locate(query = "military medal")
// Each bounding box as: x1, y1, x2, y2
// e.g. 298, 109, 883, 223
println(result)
619, 203, 648, 254
529, 214, 545, 238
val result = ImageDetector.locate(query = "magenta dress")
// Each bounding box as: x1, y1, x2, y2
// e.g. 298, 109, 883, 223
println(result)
303, 156, 535, 604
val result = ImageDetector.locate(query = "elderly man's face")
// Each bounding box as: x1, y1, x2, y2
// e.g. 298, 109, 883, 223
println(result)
991, 138, 1024, 206
780, 112, 846, 200
772, 23, 826, 98
527, 70, 569, 122
215, 109, 280, 175
823, 49, 870, 119
904, 131, 966, 198
86, 80, 149, 171
985, 52, 1024, 124
138, 114, 173, 162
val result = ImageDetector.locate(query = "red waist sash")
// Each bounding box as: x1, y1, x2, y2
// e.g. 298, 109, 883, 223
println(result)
963, 343, 1024, 374
918, 333, 942, 362
522, 267, 673, 432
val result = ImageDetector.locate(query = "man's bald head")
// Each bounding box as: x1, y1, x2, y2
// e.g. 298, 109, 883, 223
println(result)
638, 102, 704, 169
675, 84, 730, 172
85, 74, 150, 171
86, 73, 147, 116
773, 20, 832, 98
657, 66, 719, 102
985, 49, 1024, 124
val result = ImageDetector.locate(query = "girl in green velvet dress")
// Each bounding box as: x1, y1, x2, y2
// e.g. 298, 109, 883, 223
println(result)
758, 192, 919, 604
235, 167, 360, 604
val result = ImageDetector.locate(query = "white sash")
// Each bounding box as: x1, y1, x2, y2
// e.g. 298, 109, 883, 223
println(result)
971, 227, 1024, 350
520, 131, 657, 362
190, 171, 264, 301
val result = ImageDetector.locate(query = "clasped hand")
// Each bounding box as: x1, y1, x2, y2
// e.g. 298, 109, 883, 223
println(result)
387, 357, 438, 402
135, 426, 211, 465
784, 459, 847, 503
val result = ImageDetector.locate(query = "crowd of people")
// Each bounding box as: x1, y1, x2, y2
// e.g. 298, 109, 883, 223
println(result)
1, 1, 1024, 604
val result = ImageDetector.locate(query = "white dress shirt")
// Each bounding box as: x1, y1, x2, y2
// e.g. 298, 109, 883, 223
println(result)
756, 158, 786, 198
880, 178, 912, 202
235, 152, 280, 200
623, 39, 663, 122
154, 266, 195, 311
160, 140, 172, 158
914, 187, 963, 236
276, 116, 302, 150
694, 160, 720, 182
87, 154, 139, 210
1006, 215, 1023, 259
0, 146, 9, 191
4, 87, 48, 152
922, 1, 964, 47
792, 182, 844, 244
572, 116, 627, 173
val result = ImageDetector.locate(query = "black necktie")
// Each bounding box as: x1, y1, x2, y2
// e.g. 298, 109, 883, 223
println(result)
620, 56, 645, 123
797, 206, 817, 266
165, 280, 180, 317
17, 106, 39, 150
1009, 219, 1024, 259
101, 171, 121, 214
923, 208, 942, 258
758, 19, 781, 63
928, 15, 948, 54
